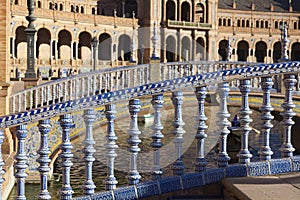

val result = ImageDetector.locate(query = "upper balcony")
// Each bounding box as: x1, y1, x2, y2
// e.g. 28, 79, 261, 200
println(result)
167, 20, 212, 30
11, 5, 138, 28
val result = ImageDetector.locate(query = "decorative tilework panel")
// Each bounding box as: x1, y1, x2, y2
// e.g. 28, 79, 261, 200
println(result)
159, 176, 182, 194
136, 181, 160, 198
247, 161, 270, 176
291, 156, 300, 172
203, 168, 225, 185
269, 158, 292, 174
113, 185, 137, 200
181, 173, 204, 189
225, 164, 247, 177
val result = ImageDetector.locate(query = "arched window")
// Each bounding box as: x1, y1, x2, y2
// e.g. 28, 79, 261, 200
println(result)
15, 0, 19, 5
81, 6, 84, 13
195, 3, 205, 23
261, 21, 264, 28
49, 2, 53, 9
265, 21, 268, 28
256, 20, 259, 28
223, 18, 226, 26
37, 1, 41, 8
246, 20, 250, 27
228, 19, 231, 26
237, 19, 241, 27
92, 8, 96, 15
59, 3, 63, 11
294, 22, 297, 29
166, 0, 176, 20
242, 20, 245, 27
181, 1, 191, 21
71, 5, 75, 12
275, 21, 278, 29
219, 18, 222, 26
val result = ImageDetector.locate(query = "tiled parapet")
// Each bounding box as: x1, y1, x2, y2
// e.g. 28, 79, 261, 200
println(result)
225, 164, 247, 177
291, 156, 300, 172
246, 161, 270, 176
269, 158, 292, 174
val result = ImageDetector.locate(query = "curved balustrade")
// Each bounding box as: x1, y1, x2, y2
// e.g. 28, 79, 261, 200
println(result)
2, 61, 300, 199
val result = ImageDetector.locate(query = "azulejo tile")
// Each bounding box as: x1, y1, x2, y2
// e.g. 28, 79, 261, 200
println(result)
269, 158, 292, 174
136, 180, 160, 198
247, 161, 270, 176
203, 168, 225, 185
181, 172, 204, 189
291, 156, 300, 172
90, 190, 114, 200
159, 176, 182, 194
113, 185, 137, 200
225, 164, 247, 177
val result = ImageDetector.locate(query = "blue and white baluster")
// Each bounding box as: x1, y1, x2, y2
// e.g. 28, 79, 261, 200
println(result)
105, 104, 118, 190
82, 109, 96, 195
259, 77, 274, 160
194, 86, 208, 172
127, 99, 142, 185
151, 94, 164, 179
59, 114, 74, 199
37, 119, 52, 200
280, 74, 297, 158
237, 79, 252, 164
14, 124, 28, 200
217, 82, 231, 167
0, 130, 5, 198
171, 91, 185, 175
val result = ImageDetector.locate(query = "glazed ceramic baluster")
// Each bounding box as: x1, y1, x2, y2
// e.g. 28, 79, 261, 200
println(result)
82, 109, 96, 195
259, 77, 274, 160
280, 74, 297, 158
59, 114, 74, 199
37, 119, 52, 200
105, 104, 118, 190
0, 130, 5, 198
237, 79, 252, 164
151, 94, 164, 179
194, 86, 208, 172
14, 124, 28, 200
217, 82, 231, 167
127, 99, 141, 185
171, 91, 185, 175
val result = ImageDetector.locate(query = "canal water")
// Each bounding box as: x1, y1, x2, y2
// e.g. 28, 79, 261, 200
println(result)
8, 100, 286, 199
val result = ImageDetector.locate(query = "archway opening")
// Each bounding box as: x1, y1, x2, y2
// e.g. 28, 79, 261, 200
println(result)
166, 35, 176, 62
99, 33, 112, 60
291, 42, 300, 61
166, 0, 176, 20
218, 40, 228, 61
273, 41, 281, 62
181, 2, 190, 21
237, 41, 249, 61
255, 41, 267, 63
118, 35, 131, 61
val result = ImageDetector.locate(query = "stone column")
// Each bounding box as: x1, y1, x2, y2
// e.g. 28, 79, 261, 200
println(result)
14, 124, 28, 200
127, 99, 142, 185
280, 74, 297, 158
171, 91, 185, 175
194, 86, 208, 172
59, 114, 74, 199
237, 79, 252, 164
217, 82, 231, 167
82, 109, 96, 195
37, 119, 52, 200
151, 94, 164, 179
105, 104, 118, 190
259, 77, 274, 160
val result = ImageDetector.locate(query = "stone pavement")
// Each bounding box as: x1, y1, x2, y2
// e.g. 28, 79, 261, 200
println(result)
222, 172, 300, 200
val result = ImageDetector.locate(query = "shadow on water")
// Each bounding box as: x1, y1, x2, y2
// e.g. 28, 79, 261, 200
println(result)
8, 100, 297, 199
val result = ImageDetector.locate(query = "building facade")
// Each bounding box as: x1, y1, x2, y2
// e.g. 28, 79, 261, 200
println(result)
7, 0, 300, 79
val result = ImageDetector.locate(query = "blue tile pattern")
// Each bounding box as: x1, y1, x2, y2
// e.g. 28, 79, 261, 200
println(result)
225, 164, 247, 177
269, 158, 292, 174
73, 196, 91, 200
159, 176, 182, 194
90, 191, 114, 200
203, 168, 225, 185
247, 161, 270, 176
136, 181, 160, 198
291, 156, 300, 172
113, 186, 137, 200
181, 173, 204, 189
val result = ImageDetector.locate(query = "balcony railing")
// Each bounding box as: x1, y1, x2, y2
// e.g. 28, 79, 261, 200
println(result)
167, 20, 212, 30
